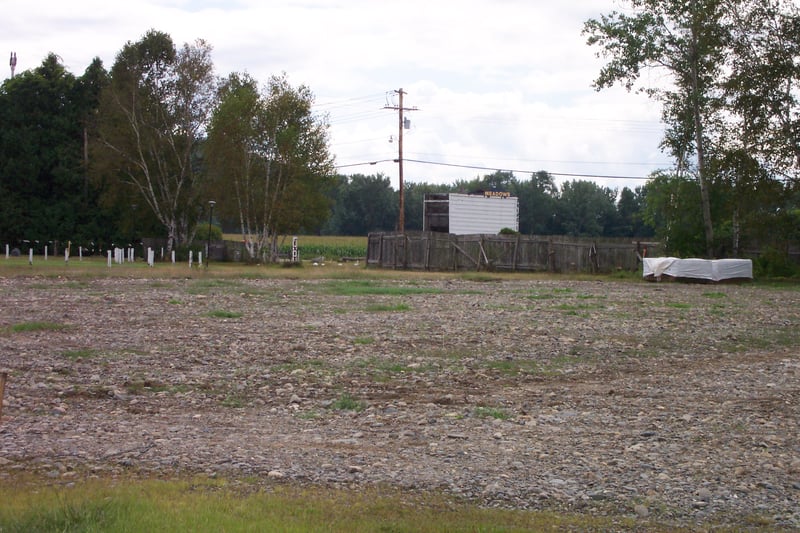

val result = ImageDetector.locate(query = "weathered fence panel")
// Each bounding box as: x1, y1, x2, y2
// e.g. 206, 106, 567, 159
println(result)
367, 232, 662, 273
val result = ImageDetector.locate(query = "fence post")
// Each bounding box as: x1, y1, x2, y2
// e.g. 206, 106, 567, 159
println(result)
0, 372, 7, 423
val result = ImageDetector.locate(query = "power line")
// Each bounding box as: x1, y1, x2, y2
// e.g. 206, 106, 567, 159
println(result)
334, 157, 665, 181
404, 159, 657, 180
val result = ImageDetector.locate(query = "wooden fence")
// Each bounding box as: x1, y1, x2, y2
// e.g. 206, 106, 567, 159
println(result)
367, 232, 663, 273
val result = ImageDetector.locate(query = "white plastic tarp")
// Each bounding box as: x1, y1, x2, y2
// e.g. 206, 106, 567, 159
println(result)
643, 257, 752, 281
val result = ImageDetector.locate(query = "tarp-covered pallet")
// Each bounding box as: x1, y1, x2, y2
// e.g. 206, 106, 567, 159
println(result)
643, 257, 753, 282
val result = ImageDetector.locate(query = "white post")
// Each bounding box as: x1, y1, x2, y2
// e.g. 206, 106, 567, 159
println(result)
199, 251, 203, 267
79, 246, 83, 261
107, 250, 112, 267
189, 250, 193, 268
171, 250, 175, 264
5, 244, 8, 259
44, 246, 48, 261
292, 236, 299, 262
148, 248, 155, 267
64, 249, 69, 264
28, 249, 33, 265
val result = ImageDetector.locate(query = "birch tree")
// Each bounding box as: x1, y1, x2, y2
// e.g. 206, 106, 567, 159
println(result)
96, 30, 216, 252
207, 73, 334, 261
584, 0, 729, 257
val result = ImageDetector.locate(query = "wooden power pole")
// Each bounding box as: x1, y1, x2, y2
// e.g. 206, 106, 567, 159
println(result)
384, 88, 417, 233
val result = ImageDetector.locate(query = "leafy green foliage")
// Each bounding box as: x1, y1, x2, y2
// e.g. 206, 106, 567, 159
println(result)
0, 54, 110, 246
322, 174, 397, 235
95, 30, 217, 252
585, 0, 800, 258
754, 248, 800, 278
206, 73, 335, 262
193, 224, 223, 243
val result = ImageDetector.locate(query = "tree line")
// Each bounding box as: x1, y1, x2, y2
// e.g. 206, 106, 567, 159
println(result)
320, 171, 653, 240
1, 0, 799, 264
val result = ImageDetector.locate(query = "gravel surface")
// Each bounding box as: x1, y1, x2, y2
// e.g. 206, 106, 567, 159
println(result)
1, 274, 798, 529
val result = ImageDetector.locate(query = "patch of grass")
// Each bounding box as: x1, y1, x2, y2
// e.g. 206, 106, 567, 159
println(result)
168, 299, 183, 305
552, 287, 575, 294
186, 279, 243, 295
323, 280, 442, 296
528, 292, 558, 300
486, 359, 540, 375
554, 303, 605, 315
665, 302, 692, 309
296, 410, 321, 420
329, 393, 365, 412
702, 291, 727, 299
125, 379, 189, 395
365, 303, 410, 312
0, 475, 656, 532
459, 272, 503, 282
8, 321, 69, 333
356, 356, 424, 376
220, 394, 245, 408
474, 406, 512, 420
62, 349, 100, 359
577, 293, 606, 300
353, 336, 375, 345
709, 303, 727, 316
205, 310, 243, 319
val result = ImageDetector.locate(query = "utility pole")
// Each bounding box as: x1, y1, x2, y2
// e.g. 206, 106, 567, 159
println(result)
384, 88, 417, 233
9, 52, 17, 78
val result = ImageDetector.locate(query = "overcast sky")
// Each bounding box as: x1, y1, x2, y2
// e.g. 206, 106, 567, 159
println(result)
4, 0, 674, 192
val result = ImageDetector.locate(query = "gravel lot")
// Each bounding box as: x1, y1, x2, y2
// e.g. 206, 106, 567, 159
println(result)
1, 274, 799, 529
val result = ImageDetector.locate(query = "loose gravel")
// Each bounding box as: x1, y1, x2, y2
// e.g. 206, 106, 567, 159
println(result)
1, 275, 798, 529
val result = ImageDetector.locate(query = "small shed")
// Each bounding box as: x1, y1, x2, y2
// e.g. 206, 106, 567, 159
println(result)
423, 192, 519, 235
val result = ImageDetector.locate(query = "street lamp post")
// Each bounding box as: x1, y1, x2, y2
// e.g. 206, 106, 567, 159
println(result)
206, 200, 215, 268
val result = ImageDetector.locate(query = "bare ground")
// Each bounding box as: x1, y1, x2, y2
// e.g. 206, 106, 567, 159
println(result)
1, 274, 799, 529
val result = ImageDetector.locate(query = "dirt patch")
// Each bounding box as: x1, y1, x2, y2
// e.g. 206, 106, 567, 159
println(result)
1, 276, 799, 528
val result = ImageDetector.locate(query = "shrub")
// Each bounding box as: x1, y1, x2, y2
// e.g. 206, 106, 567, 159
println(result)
753, 248, 799, 278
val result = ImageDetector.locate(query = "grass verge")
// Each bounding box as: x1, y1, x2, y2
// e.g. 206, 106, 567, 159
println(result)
0, 475, 676, 533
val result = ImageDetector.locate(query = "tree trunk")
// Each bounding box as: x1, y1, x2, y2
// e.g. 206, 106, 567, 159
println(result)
690, 29, 715, 258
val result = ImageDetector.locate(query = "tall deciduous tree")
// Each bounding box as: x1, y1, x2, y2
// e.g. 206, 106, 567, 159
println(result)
323, 174, 397, 235
95, 30, 216, 252
585, 0, 729, 257
557, 180, 618, 237
513, 171, 558, 234
725, 0, 800, 179
206, 73, 334, 261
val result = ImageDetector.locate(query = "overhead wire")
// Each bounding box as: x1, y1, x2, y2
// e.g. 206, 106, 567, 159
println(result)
322, 92, 670, 180
334, 157, 668, 181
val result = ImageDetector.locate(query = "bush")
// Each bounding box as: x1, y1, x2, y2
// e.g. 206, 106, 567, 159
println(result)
499, 227, 519, 235
195, 224, 223, 242
753, 248, 799, 278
